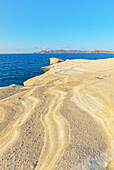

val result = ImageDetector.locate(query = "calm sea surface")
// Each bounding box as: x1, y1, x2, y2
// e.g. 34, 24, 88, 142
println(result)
0, 53, 114, 87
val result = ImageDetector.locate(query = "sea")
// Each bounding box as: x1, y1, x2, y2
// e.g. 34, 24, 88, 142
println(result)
0, 53, 114, 87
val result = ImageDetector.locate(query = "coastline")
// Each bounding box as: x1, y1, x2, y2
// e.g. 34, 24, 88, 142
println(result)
37, 50, 114, 54
0, 58, 114, 169
0, 53, 114, 88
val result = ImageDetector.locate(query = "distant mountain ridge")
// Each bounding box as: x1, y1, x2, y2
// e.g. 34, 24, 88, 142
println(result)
36, 50, 114, 54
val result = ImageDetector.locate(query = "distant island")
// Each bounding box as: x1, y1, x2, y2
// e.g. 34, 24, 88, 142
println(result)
35, 50, 114, 54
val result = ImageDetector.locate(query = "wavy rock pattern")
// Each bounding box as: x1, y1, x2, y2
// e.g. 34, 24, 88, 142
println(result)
0, 58, 114, 170
36, 89, 70, 170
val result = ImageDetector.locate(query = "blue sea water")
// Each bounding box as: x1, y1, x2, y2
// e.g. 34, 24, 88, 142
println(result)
0, 53, 114, 87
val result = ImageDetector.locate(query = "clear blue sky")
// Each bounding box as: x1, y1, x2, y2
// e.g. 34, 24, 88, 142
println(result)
0, 0, 114, 53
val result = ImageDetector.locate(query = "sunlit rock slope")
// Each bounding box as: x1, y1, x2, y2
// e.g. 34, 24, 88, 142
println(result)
0, 58, 114, 170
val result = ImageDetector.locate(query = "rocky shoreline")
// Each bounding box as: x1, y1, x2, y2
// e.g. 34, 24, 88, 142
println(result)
0, 58, 114, 169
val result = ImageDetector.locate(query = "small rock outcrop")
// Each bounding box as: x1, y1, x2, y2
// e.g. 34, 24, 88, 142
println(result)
41, 58, 65, 71
50, 58, 64, 65
41, 66, 50, 71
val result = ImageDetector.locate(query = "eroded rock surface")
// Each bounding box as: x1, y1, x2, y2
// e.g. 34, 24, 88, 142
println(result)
50, 58, 64, 65
0, 58, 114, 170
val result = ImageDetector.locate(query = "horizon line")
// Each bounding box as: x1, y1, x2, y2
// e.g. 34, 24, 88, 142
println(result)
1, 49, 114, 55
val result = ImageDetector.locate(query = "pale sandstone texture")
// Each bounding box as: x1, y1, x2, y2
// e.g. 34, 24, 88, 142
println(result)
0, 58, 114, 170
50, 58, 64, 65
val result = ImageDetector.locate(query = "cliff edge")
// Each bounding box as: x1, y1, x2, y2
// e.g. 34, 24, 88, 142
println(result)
0, 58, 114, 170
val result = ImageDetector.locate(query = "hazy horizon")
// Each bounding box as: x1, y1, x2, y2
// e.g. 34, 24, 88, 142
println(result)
1, 48, 114, 54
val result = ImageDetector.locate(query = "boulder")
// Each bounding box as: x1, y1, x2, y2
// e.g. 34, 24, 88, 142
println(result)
50, 58, 64, 65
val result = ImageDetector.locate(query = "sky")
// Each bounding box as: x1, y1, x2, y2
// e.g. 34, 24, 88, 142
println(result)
0, 0, 114, 53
